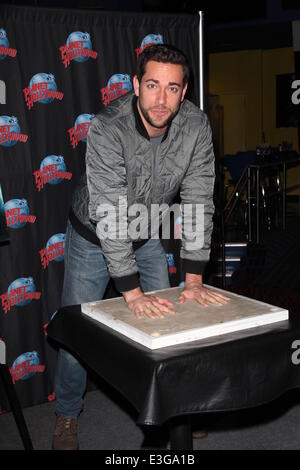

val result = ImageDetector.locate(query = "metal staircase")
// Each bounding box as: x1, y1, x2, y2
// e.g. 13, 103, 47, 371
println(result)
213, 242, 247, 288
211, 156, 300, 289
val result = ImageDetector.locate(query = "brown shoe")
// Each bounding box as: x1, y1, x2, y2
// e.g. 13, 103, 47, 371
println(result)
52, 416, 79, 450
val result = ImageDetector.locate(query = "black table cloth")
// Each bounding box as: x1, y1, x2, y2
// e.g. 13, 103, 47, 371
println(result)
47, 305, 300, 427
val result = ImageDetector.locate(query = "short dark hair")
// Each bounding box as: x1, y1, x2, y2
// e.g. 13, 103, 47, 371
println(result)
136, 44, 190, 86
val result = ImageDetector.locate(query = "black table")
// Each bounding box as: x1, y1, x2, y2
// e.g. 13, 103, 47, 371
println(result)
47, 305, 300, 449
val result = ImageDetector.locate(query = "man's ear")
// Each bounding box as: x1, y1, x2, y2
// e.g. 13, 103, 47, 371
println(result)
181, 83, 188, 102
133, 75, 140, 97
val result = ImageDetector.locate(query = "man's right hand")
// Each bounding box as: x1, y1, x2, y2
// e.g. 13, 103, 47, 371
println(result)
123, 287, 176, 320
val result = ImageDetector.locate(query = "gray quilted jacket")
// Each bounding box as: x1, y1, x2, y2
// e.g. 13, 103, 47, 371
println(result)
70, 92, 215, 292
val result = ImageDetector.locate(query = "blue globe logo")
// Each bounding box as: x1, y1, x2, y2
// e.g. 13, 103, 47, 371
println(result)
40, 155, 66, 185
74, 114, 95, 143
12, 352, 40, 380
107, 74, 132, 93
0, 29, 9, 61
46, 233, 66, 262
66, 31, 92, 63
0, 116, 20, 147
166, 253, 175, 268
29, 73, 57, 104
8, 277, 36, 307
4, 199, 30, 229
141, 34, 163, 51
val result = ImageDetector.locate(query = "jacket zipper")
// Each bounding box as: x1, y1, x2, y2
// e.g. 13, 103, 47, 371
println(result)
150, 142, 160, 206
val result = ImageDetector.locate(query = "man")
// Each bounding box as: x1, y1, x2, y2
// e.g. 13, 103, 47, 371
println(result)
52, 45, 228, 450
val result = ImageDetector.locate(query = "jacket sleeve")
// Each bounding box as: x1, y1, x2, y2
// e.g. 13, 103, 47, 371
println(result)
179, 113, 215, 275
86, 117, 140, 292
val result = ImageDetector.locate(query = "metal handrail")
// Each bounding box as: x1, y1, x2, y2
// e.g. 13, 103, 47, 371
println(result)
224, 166, 249, 224
219, 157, 300, 288
224, 157, 300, 234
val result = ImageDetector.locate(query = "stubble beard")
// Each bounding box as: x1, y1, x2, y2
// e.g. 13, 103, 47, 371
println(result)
138, 101, 180, 130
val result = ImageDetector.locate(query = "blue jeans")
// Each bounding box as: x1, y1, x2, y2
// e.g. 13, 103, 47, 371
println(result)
54, 220, 170, 418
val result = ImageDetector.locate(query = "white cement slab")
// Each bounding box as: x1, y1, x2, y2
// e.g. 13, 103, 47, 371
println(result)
81, 286, 289, 350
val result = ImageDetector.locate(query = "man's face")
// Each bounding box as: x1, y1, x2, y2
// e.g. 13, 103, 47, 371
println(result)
133, 60, 188, 136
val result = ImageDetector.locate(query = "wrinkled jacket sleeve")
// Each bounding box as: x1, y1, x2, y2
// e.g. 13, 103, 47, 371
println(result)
86, 117, 140, 292
180, 113, 215, 275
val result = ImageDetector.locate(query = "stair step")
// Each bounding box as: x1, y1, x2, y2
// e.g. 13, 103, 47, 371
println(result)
217, 257, 241, 262
224, 243, 247, 247
215, 273, 233, 278
216, 244, 247, 250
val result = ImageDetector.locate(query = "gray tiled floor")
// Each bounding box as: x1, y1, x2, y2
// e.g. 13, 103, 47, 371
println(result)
1, 387, 300, 450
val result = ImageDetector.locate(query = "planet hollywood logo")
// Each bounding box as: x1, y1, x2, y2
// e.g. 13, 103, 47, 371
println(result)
0, 116, 28, 147
101, 74, 132, 107
39, 233, 65, 269
0, 277, 41, 314
48, 392, 55, 402
0, 29, 17, 61
33, 155, 72, 191
59, 31, 98, 68
4, 199, 36, 229
23, 73, 64, 110
68, 113, 94, 148
135, 33, 164, 59
9, 351, 45, 384
166, 253, 177, 274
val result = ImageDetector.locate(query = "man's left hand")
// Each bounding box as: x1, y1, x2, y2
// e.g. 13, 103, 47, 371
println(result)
179, 283, 230, 307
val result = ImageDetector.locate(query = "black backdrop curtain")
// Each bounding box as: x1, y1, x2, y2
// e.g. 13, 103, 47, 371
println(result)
0, 4, 200, 410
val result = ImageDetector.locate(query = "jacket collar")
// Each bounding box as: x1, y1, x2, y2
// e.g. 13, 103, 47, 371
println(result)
132, 95, 171, 142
